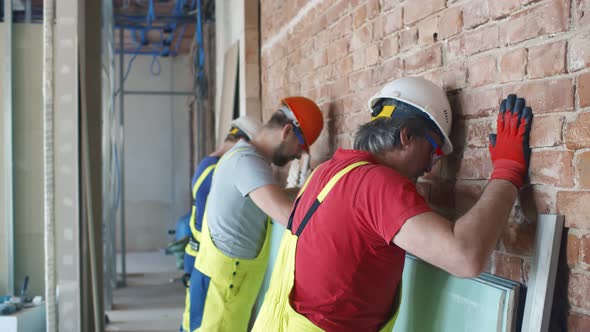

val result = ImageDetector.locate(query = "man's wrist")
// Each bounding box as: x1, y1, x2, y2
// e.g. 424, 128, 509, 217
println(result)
490, 159, 525, 189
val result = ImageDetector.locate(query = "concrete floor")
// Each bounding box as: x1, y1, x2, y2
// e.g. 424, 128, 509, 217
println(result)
106, 251, 185, 332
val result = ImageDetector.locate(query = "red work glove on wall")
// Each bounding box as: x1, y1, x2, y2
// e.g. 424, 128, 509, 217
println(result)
488, 94, 533, 189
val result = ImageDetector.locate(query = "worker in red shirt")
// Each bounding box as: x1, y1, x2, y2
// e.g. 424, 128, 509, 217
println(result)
253, 76, 533, 332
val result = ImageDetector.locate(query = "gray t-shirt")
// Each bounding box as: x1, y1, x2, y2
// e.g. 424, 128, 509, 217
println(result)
205, 140, 276, 259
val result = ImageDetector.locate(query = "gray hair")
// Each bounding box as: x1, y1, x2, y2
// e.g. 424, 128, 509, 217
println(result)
353, 116, 433, 154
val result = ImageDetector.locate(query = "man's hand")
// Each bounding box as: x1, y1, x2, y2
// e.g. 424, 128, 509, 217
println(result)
488, 94, 533, 189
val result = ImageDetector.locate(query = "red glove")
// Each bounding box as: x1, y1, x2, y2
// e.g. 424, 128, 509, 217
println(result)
488, 94, 533, 189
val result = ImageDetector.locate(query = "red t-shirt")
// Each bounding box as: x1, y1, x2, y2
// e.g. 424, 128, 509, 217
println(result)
290, 149, 431, 332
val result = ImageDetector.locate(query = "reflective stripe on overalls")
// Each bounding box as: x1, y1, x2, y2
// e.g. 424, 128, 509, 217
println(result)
190, 147, 272, 332
182, 163, 217, 332
185, 163, 217, 258
252, 161, 402, 332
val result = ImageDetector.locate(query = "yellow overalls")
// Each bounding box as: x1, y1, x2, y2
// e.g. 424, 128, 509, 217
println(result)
190, 147, 272, 331
252, 161, 401, 332
182, 163, 216, 332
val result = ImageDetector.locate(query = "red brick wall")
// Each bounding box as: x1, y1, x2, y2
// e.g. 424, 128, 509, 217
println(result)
260, 0, 590, 328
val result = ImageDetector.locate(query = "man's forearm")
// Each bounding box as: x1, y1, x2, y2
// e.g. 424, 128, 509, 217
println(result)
453, 179, 518, 269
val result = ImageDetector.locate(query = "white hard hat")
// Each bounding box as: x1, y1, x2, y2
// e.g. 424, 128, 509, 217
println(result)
368, 77, 453, 155
230, 115, 261, 140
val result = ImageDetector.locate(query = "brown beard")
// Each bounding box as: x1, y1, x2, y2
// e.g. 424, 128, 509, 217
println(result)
272, 141, 296, 166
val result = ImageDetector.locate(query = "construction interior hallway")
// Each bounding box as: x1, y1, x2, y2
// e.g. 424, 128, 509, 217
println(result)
106, 252, 185, 332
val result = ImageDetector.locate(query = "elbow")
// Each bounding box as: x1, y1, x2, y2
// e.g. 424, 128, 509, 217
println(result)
449, 253, 486, 279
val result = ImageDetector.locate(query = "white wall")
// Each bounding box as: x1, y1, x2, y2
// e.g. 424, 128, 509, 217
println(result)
215, 0, 261, 128
115, 55, 192, 251
0, 23, 44, 296
0, 22, 7, 295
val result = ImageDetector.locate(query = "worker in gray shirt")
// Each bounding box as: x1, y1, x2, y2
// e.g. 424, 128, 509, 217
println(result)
188, 96, 324, 332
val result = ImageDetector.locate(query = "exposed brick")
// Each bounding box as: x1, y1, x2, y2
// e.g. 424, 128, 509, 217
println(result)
371, 58, 403, 86
529, 115, 564, 148
447, 25, 499, 62
327, 38, 349, 64
558, 191, 590, 229
500, 0, 570, 45
381, 34, 399, 59
579, 72, 590, 108
366, 0, 380, 19
465, 119, 494, 148
327, 77, 350, 98
365, 44, 380, 67
457, 148, 493, 179
373, 9, 402, 40
506, 78, 574, 114
312, 49, 328, 69
568, 233, 581, 267
568, 272, 590, 311
403, 0, 446, 25
403, 45, 443, 74
488, 0, 521, 20
423, 62, 467, 91
569, 32, 590, 72
568, 312, 590, 332
328, 15, 353, 42
454, 181, 484, 214
566, 112, 590, 149
519, 185, 557, 221
463, 0, 490, 29
314, 29, 330, 51
528, 41, 566, 79
330, 56, 353, 80
577, 151, 590, 188
382, 0, 401, 11
582, 234, 590, 265
399, 26, 418, 51
575, 0, 590, 27
467, 55, 497, 88
428, 180, 455, 209
499, 48, 527, 83
352, 4, 367, 28
418, 15, 439, 46
350, 24, 373, 51
352, 49, 365, 71
438, 7, 463, 40
493, 251, 524, 282
501, 220, 536, 256
456, 88, 503, 118
529, 150, 574, 187
349, 70, 372, 92
325, 0, 350, 23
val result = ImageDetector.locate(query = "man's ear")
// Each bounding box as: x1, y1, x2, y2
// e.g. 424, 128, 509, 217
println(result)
281, 123, 294, 140
399, 127, 412, 148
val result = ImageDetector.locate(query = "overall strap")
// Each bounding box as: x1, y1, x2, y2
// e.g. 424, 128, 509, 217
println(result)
192, 164, 217, 199
287, 161, 370, 237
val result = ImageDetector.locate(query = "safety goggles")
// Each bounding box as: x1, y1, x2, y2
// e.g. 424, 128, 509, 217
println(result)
280, 106, 308, 151
292, 124, 307, 151
425, 132, 444, 166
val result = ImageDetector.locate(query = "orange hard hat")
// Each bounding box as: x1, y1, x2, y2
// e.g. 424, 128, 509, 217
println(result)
282, 96, 324, 150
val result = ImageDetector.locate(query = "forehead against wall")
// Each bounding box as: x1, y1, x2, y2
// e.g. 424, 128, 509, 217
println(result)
259, 0, 590, 329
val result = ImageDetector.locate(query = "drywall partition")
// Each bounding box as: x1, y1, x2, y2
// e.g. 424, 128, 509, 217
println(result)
392, 256, 520, 332
522, 214, 564, 332
217, 41, 239, 146
115, 55, 191, 251
215, 0, 261, 134
0, 21, 9, 296
0, 23, 44, 297
12, 23, 44, 298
